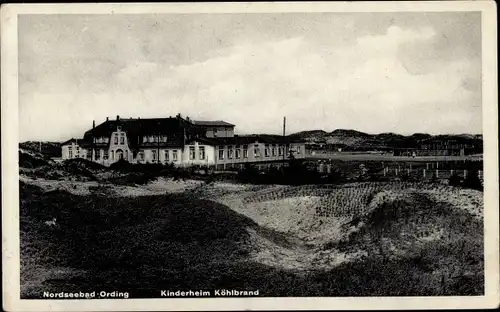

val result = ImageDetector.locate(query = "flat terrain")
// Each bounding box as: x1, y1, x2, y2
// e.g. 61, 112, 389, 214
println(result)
307, 152, 483, 162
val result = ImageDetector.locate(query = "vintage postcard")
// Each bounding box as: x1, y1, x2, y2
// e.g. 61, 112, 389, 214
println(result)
2, 1, 499, 311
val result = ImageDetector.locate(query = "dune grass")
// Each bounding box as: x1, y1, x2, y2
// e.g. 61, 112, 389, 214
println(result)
20, 179, 483, 298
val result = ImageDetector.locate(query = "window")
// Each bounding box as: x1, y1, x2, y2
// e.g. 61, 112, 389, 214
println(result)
164, 150, 170, 162
254, 145, 261, 158
103, 150, 109, 160
296, 145, 301, 155
265, 144, 270, 157
114, 136, 118, 144
69, 151, 73, 158
228, 146, 234, 159
152, 150, 157, 161
138, 150, 145, 161
189, 146, 195, 160
172, 150, 178, 161
199, 146, 205, 160
87, 149, 92, 160
272, 146, 276, 157
120, 135, 125, 144
96, 150, 101, 160
111, 150, 115, 160
243, 145, 248, 158
218, 146, 225, 160
125, 150, 128, 160
279, 146, 284, 156
235, 147, 241, 159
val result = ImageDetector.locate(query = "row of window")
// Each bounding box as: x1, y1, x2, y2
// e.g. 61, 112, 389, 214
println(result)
420, 144, 475, 149
138, 146, 206, 162
69, 145, 301, 162
69, 147, 207, 162
217, 145, 301, 160
91, 134, 170, 145
94, 137, 110, 144
114, 133, 126, 145
142, 135, 168, 143
83, 149, 112, 160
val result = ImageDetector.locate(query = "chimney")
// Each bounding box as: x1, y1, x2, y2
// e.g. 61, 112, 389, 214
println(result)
116, 115, 120, 121
106, 117, 109, 122
283, 116, 286, 137
93, 120, 95, 129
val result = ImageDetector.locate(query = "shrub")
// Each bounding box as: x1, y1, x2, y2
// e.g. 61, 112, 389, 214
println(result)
19, 152, 49, 168
63, 162, 98, 181
448, 174, 462, 187
463, 171, 483, 191
238, 164, 260, 183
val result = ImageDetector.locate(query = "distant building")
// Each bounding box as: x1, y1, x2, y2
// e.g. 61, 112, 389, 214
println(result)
61, 114, 306, 169
393, 136, 482, 157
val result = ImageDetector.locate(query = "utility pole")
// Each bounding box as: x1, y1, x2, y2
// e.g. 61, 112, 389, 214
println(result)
283, 116, 286, 163
157, 121, 161, 164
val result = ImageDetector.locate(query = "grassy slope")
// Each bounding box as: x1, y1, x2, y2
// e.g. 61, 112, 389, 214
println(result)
203, 182, 483, 296
20, 179, 483, 297
324, 191, 483, 295
20, 182, 257, 296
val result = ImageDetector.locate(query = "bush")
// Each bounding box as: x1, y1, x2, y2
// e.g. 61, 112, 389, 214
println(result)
237, 164, 261, 183
64, 158, 106, 171
19, 152, 49, 168
463, 171, 483, 191
106, 160, 199, 185
448, 174, 462, 187
63, 162, 98, 181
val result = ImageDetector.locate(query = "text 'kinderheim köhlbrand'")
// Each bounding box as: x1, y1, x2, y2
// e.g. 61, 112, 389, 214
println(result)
160, 290, 260, 297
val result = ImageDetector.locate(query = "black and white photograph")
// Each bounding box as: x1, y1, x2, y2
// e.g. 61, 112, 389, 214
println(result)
2, 2, 498, 311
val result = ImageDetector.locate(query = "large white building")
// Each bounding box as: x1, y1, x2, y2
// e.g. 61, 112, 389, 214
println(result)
61, 114, 306, 169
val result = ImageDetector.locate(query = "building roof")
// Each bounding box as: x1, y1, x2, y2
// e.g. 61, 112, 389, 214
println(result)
191, 120, 235, 127
78, 116, 205, 151
192, 134, 304, 146
61, 138, 79, 146
70, 116, 305, 150
84, 117, 193, 137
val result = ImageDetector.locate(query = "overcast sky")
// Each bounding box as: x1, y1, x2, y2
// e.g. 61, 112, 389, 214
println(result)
18, 12, 482, 142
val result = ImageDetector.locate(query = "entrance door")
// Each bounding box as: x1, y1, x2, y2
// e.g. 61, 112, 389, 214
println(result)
116, 149, 124, 160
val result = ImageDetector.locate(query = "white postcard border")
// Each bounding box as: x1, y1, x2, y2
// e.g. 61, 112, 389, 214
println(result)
2, 2, 498, 311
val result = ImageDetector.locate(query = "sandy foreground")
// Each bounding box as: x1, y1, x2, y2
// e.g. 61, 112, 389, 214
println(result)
20, 175, 484, 275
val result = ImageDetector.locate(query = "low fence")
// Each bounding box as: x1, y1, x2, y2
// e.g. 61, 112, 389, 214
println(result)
315, 160, 483, 183
381, 167, 483, 180
307, 151, 483, 162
